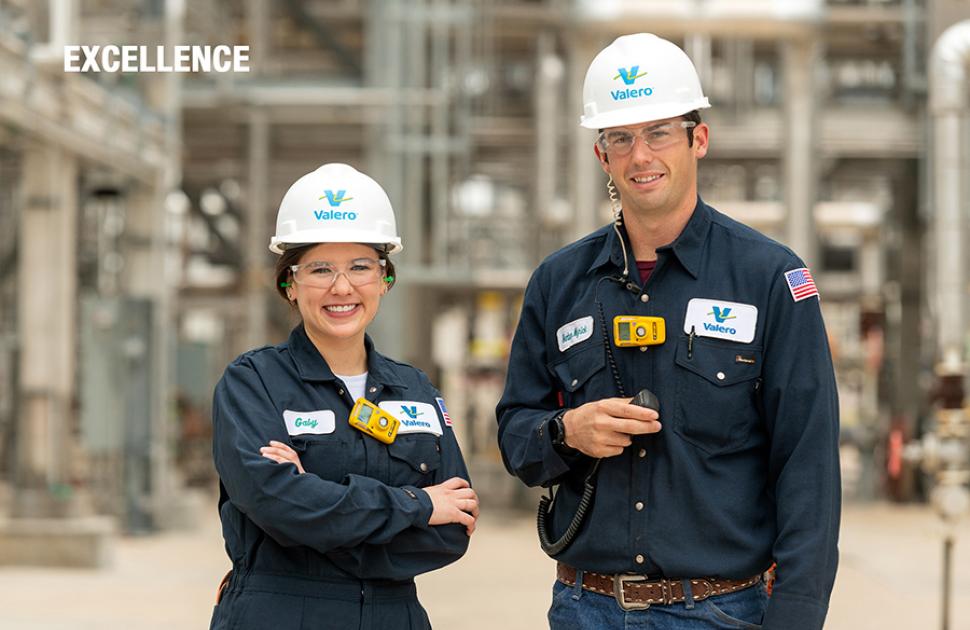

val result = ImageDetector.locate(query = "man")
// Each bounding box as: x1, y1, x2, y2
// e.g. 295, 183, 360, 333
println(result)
496, 33, 839, 630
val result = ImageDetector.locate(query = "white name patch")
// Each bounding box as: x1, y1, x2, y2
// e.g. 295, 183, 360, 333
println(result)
379, 401, 443, 436
283, 409, 336, 436
683, 298, 758, 344
557, 316, 594, 352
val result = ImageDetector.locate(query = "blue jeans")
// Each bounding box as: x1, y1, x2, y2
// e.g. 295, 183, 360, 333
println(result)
548, 577, 768, 629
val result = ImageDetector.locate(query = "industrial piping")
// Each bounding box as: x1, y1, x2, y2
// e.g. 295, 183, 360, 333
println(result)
930, 19, 970, 377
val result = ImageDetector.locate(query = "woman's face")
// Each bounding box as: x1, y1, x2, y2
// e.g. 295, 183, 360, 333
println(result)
286, 242, 387, 345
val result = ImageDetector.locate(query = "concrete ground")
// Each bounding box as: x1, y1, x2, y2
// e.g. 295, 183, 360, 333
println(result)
0, 500, 968, 629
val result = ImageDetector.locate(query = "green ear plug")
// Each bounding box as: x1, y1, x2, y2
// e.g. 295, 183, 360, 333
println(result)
280, 281, 291, 288
384, 276, 394, 282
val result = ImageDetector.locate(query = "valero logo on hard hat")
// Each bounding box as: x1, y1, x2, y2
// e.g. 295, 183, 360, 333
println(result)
611, 64, 653, 101
614, 66, 647, 85
320, 190, 353, 206
313, 209, 357, 221
314, 189, 358, 221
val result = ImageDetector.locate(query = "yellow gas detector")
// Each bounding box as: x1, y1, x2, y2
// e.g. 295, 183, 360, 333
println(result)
613, 315, 666, 347
349, 398, 400, 444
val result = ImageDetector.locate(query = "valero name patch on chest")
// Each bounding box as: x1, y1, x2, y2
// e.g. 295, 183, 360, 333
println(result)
683, 298, 758, 344
379, 401, 443, 436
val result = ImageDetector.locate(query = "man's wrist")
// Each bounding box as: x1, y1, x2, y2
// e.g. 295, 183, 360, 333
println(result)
549, 409, 576, 455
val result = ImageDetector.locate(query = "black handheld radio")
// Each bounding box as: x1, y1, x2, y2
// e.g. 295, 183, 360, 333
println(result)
537, 389, 660, 556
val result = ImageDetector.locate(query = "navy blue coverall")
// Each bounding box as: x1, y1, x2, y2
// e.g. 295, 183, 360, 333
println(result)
210, 325, 469, 630
496, 198, 840, 630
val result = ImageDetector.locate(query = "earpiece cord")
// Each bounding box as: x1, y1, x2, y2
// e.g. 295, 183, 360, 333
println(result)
537, 276, 630, 557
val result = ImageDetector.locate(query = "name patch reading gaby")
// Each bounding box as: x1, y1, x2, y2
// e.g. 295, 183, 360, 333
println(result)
683, 298, 758, 344
379, 401, 443, 436
283, 409, 336, 436
557, 316, 594, 352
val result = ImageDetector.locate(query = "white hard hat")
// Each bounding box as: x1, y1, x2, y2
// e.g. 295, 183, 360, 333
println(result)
580, 33, 711, 129
269, 163, 403, 255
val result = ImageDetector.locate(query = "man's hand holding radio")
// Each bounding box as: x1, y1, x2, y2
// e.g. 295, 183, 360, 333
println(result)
562, 398, 661, 458
425, 477, 479, 536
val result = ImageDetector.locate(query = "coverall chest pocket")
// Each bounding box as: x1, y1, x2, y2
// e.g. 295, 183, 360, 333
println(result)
673, 336, 763, 455
387, 434, 441, 487
549, 343, 607, 407
290, 434, 347, 482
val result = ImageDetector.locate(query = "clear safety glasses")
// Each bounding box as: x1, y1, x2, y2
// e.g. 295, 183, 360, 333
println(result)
289, 258, 386, 289
596, 120, 697, 157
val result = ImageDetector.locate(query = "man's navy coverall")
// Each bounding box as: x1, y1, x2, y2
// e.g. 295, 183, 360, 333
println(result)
496, 198, 840, 630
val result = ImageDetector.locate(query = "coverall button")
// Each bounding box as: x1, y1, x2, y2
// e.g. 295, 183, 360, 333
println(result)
570, 378, 578, 388
419, 462, 429, 473
635, 554, 645, 564
635, 501, 644, 511
338, 389, 345, 396
640, 294, 649, 303
368, 386, 377, 393
640, 346, 648, 352
716, 371, 726, 381
638, 448, 646, 458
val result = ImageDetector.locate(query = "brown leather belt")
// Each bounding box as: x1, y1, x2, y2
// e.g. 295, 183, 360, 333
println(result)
557, 562, 762, 611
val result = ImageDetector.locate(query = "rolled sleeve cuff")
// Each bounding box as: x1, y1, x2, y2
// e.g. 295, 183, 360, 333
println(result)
762, 592, 828, 630
405, 486, 435, 528
538, 413, 587, 484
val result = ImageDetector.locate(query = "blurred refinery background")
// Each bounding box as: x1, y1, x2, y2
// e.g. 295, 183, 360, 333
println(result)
0, 0, 968, 574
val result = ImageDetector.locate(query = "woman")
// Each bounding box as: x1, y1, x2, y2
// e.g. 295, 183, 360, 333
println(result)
209, 163, 478, 630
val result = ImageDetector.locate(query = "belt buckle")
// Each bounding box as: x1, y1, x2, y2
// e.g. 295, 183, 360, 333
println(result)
613, 574, 650, 611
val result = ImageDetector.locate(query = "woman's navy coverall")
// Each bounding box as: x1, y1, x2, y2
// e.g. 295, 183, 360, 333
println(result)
210, 325, 470, 630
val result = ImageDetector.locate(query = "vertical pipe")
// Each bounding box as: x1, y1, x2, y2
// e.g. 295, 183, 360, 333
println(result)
929, 20, 970, 385
534, 30, 558, 264
15, 144, 78, 517
245, 109, 269, 349
404, 0, 427, 265
430, 0, 450, 268
569, 33, 599, 241
782, 37, 819, 268
146, 0, 186, 528
246, 0, 268, 76
932, 114, 964, 370
942, 535, 953, 630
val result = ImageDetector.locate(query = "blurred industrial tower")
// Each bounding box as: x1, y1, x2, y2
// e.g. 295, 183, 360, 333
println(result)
0, 0, 968, 565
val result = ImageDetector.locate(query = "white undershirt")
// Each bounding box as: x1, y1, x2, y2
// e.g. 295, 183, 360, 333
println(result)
334, 372, 369, 402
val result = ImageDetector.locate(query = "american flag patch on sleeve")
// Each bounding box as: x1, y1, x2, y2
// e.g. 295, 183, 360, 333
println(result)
435, 397, 453, 427
784, 268, 819, 302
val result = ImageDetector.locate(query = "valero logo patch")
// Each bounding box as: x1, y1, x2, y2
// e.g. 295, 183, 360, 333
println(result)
314, 189, 358, 221
320, 189, 352, 206
614, 66, 647, 85
379, 401, 442, 435
610, 65, 653, 101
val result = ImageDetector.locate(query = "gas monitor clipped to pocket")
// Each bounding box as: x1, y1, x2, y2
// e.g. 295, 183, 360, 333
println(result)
613, 315, 666, 347
349, 398, 400, 444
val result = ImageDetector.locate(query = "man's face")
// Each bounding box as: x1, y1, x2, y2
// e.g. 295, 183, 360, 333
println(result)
594, 116, 709, 218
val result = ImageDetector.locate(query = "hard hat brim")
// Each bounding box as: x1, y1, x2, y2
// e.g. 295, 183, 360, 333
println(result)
270, 230, 403, 255
580, 98, 711, 130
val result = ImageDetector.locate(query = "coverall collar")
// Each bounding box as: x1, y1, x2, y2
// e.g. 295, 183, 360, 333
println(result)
587, 196, 711, 280
288, 324, 407, 389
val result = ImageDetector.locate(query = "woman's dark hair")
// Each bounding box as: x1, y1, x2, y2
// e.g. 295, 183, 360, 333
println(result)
274, 244, 397, 305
